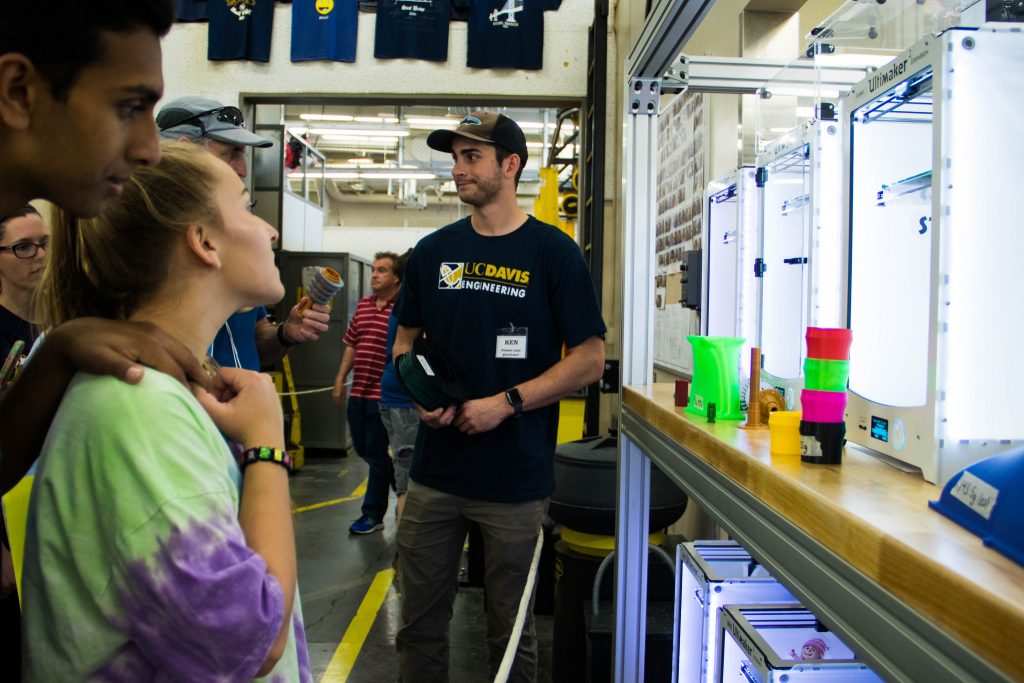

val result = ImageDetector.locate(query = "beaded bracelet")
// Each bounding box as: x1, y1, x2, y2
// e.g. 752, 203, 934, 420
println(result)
242, 446, 293, 473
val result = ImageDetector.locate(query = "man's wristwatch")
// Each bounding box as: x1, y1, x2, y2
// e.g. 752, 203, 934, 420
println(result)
276, 323, 298, 348
505, 387, 524, 418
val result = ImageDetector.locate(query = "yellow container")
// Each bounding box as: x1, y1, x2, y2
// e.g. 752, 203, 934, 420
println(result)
768, 411, 802, 455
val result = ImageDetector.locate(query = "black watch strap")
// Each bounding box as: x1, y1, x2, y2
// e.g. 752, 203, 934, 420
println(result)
505, 388, 524, 417
277, 323, 298, 348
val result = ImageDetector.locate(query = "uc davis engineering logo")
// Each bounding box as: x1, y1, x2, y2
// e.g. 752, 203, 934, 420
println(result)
439, 262, 464, 289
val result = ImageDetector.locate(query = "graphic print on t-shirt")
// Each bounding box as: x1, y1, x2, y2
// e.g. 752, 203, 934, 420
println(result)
373, 0, 451, 62
437, 260, 530, 298
291, 0, 358, 62
228, 0, 253, 19
208, 0, 274, 61
489, 0, 523, 25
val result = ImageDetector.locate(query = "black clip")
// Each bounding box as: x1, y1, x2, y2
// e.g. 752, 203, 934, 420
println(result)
754, 258, 767, 277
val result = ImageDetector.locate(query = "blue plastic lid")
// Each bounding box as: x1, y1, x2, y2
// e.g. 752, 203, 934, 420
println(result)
929, 447, 1024, 567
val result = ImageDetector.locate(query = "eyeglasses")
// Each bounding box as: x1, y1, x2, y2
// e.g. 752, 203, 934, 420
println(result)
0, 237, 48, 259
157, 106, 245, 136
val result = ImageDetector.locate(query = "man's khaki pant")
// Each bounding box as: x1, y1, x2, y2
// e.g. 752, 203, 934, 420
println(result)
396, 481, 546, 683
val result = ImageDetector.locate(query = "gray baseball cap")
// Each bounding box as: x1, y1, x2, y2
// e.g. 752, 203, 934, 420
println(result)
156, 96, 272, 148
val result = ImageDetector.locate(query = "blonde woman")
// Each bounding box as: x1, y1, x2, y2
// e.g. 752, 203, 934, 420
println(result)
21, 142, 309, 681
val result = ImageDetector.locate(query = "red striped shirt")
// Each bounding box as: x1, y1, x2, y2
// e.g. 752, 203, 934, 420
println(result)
342, 294, 394, 400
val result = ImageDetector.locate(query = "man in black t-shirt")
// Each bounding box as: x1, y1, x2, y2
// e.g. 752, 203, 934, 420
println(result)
394, 112, 606, 682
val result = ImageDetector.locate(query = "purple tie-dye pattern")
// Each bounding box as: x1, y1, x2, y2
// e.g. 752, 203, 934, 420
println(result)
90, 644, 156, 681
113, 513, 285, 681
294, 612, 313, 682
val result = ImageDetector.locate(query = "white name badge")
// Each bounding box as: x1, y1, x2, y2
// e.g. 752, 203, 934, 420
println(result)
496, 327, 528, 359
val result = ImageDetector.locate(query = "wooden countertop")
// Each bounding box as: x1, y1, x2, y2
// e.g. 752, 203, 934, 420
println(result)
623, 384, 1024, 682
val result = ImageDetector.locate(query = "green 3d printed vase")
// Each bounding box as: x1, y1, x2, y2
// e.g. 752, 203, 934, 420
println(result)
685, 336, 745, 420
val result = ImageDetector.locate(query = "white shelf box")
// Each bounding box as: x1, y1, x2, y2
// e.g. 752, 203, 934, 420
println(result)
674, 541, 796, 683
716, 605, 883, 682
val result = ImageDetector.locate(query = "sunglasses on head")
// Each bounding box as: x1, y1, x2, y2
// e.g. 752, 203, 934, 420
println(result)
158, 106, 245, 135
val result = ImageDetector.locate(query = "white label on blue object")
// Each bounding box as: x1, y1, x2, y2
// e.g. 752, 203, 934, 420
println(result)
950, 471, 999, 520
415, 354, 436, 377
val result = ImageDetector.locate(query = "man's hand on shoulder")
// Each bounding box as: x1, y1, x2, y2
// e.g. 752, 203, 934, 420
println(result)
0, 318, 211, 494
49, 317, 210, 389
454, 394, 513, 436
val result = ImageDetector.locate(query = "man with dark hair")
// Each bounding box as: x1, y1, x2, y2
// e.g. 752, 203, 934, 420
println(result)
0, 1, 213, 498
0, 2, 173, 218
393, 112, 606, 682
0, 5, 194, 676
332, 251, 402, 534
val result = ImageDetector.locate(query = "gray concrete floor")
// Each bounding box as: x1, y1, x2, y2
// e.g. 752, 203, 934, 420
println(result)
291, 453, 554, 683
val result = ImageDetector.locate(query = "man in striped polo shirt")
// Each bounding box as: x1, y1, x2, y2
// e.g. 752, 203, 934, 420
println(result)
333, 252, 402, 534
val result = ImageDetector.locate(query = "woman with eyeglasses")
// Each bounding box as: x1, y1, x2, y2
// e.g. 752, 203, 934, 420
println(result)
21, 142, 310, 681
0, 205, 48, 360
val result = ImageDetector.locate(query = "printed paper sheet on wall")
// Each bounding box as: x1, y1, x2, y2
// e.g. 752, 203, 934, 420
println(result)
654, 91, 705, 376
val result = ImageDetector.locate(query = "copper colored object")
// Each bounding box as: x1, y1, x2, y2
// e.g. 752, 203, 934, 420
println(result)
759, 388, 786, 415
740, 347, 769, 430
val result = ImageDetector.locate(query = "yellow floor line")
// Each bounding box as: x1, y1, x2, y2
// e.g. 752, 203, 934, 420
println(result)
292, 478, 367, 514
319, 568, 396, 683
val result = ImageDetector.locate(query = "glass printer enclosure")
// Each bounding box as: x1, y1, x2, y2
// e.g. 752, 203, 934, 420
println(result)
702, 168, 760, 377
754, 122, 843, 406
675, 542, 795, 683
716, 606, 883, 683
843, 28, 1024, 484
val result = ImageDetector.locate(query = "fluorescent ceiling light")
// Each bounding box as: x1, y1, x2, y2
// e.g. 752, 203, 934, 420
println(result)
289, 171, 436, 180
299, 113, 354, 122
354, 116, 399, 123
290, 171, 359, 180
317, 139, 401, 150
307, 126, 409, 137
361, 172, 436, 180
321, 135, 397, 143
406, 116, 460, 128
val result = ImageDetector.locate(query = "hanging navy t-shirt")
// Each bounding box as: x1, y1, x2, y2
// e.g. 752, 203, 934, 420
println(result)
373, 0, 451, 62
208, 0, 275, 62
396, 216, 606, 503
454, 0, 561, 70
176, 0, 209, 21
291, 0, 359, 62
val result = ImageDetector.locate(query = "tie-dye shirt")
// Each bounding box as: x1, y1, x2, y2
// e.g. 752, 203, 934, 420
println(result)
21, 371, 311, 682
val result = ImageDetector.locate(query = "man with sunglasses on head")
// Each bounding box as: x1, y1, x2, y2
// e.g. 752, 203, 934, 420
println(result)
157, 96, 331, 371
0, 3, 219, 497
